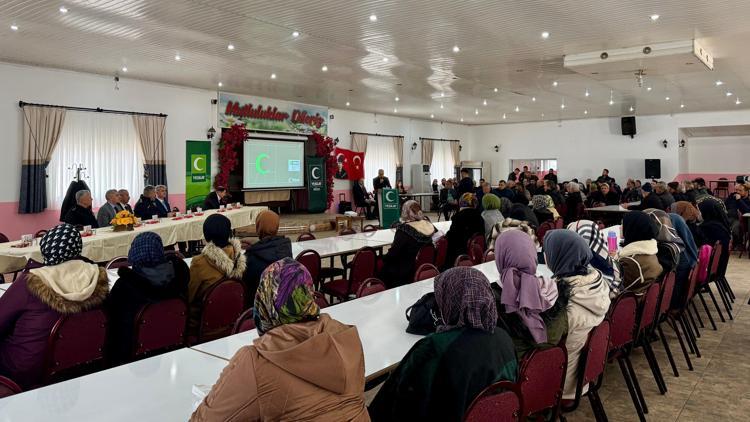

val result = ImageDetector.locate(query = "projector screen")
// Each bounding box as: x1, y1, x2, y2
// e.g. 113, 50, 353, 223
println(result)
243, 139, 305, 189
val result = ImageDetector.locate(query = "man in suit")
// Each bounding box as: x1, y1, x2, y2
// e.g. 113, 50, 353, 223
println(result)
204, 186, 227, 210
117, 189, 134, 213
134, 185, 162, 220
353, 178, 376, 219
96, 189, 120, 227
155, 185, 174, 217
63, 190, 99, 228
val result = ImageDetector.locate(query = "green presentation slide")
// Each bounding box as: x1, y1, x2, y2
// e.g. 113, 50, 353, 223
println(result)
243, 139, 305, 189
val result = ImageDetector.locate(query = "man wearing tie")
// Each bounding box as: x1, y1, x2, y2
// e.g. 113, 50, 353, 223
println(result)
155, 185, 174, 217
117, 189, 134, 213
97, 189, 121, 227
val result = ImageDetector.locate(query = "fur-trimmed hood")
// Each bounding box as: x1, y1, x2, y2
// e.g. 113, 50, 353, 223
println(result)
200, 238, 247, 279
619, 239, 658, 257
26, 260, 109, 314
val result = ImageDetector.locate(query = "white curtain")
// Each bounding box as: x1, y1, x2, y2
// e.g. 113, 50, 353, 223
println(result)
430, 141, 456, 183
364, 136, 398, 191
48, 111, 145, 209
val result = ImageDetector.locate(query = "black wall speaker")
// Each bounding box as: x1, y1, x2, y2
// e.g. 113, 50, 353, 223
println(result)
645, 159, 661, 179
622, 116, 636, 138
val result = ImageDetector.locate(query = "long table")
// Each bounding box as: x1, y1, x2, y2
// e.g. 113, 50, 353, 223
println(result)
0, 207, 266, 273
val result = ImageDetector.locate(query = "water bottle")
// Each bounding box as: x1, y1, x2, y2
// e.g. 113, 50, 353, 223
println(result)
607, 231, 618, 255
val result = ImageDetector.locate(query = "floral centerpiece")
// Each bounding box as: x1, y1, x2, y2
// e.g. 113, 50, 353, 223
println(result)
110, 210, 136, 231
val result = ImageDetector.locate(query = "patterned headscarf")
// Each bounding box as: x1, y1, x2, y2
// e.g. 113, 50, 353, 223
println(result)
531, 195, 553, 211
544, 229, 593, 278
567, 220, 608, 263
671, 201, 701, 223
434, 267, 497, 333
482, 193, 501, 211
128, 232, 166, 269
39, 223, 82, 266
401, 200, 424, 222
643, 208, 685, 253
256, 210, 280, 239
459, 193, 478, 209
253, 257, 320, 335
203, 214, 232, 247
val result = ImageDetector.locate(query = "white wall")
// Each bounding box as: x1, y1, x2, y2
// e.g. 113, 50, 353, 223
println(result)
685, 136, 750, 173
467, 109, 750, 183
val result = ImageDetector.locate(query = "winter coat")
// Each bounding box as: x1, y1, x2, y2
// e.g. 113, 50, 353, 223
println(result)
63, 205, 99, 228
106, 256, 189, 364
445, 208, 485, 268
480, 209, 504, 244
0, 260, 108, 388
191, 314, 370, 422
243, 236, 292, 300
617, 239, 663, 295
133, 195, 161, 220
379, 220, 436, 287
187, 239, 247, 337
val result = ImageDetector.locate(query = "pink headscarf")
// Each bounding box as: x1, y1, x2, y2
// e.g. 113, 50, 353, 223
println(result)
494, 229, 558, 343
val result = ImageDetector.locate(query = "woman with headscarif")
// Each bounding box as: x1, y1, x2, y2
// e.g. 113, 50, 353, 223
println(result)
379, 200, 437, 287
243, 210, 292, 301
444, 193, 485, 269
616, 211, 663, 296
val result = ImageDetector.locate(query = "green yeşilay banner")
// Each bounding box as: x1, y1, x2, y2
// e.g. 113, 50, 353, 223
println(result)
306, 156, 327, 213
379, 188, 400, 229
186, 140, 212, 210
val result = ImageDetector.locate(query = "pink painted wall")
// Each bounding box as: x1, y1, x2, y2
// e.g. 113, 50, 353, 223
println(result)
672, 173, 742, 183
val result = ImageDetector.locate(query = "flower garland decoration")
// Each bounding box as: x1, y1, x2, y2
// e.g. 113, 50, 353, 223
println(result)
215, 124, 247, 189
310, 132, 337, 209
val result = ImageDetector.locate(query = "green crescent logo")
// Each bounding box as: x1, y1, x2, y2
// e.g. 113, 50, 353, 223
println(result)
191, 154, 206, 173
255, 153, 269, 174
385, 190, 396, 202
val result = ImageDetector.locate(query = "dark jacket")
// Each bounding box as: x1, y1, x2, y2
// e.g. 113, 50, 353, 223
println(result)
496, 188, 515, 200
457, 177, 474, 196
379, 221, 436, 287
243, 236, 293, 300
656, 192, 675, 209
565, 192, 584, 223
543, 173, 558, 184
203, 192, 223, 210
0, 260, 108, 388
63, 205, 99, 228
698, 222, 731, 278
622, 188, 643, 203
106, 257, 189, 364
725, 195, 750, 219
439, 188, 458, 204
372, 177, 391, 193
631, 193, 663, 211
134, 195, 161, 220
589, 191, 619, 206
445, 208, 485, 268
155, 197, 171, 217
546, 190, 564, 206
352, 183, 371, 206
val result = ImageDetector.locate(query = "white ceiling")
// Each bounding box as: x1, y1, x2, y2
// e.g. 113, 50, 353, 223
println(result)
1, 0, 750, 124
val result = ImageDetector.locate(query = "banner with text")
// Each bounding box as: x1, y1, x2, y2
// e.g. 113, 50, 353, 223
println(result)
307, 156, 327, 213
186, 140, 212, 210
379, 188, 400, 229
218, 92, 328, 135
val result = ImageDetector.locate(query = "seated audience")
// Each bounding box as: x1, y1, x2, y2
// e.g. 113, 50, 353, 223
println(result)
683, 180, 698, 204
725, 182, 750, 245
654, 182, 675, 209
496, 180, 515, 200
509, 202, 540, 228
379, 201, 436, 287
616, 211, 663, 296
353, 178, 376, 219
531, 194, 558, 224
0, 224, 108, 388
668, 182, 688, 202
630, 183, 664, 210
96, 189, 121, 227
480, 194, 505, 242
243, 210, 292, 300
369, 267, 517, 421
543, 230, 611, 400
588, 182, 619, 206
117, 189, 133, 213
133, 185, 162, 220
544, 179, 564, 206
693, 177, 713, 199
192, 258, 368, 421
187, 214, 247, 337
643, 208, 685, 276
567, 220, 617, 279
511, 182, 530, 204
671, 201, 703, 244
476, 181, 492, 209
107, 232, 188, 364
621, 179, 642, 203
203, 186, 228, 210
154, 185, 173, 217
445, 193, 484, 268
63, 189, 99, 228
439, 179, 459, 221
495, 230, 567, 359
668, 214, 699, 309
565, 182, 585, 223
697, 199, 731, 284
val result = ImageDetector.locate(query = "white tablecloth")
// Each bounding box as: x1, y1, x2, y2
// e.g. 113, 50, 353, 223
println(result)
0, 207, 266, 272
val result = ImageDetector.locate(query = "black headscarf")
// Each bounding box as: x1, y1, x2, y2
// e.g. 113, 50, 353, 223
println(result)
509, 203, 539, 228
698, 200, 730, 235
622, 211, 658, 246
203, 214, 232, 247
544, 229, 593, 278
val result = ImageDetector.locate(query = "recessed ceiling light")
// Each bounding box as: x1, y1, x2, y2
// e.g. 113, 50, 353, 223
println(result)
394, 96, 400, 102
270, 73, 277, 79
430, 114, 434, 119
292, 31, 300, 38
541, 31, 550, 39
650, 14, 660, 21
494, 88, 499, 93
452, 45, 460, 53
680, 103, 685, 108
59, 6, 68, 13
560, 103, 566, 109
609, 99, 614, 105
585, 89, 590, 97
715, 80, 724, 86
540, 113, 545, 118
369, 14, 378, 22
394, 108, 398, 113
483, 99, 487, 106
227, 44, 235, 51
174, 54, 181, 61
460, 117, 464, 122
552, 81, 558, 87
475, 109, 479, 115
440, 103, 444, 109
440, 92, 445, 98
502, 113, 507, 119
609, 90, 615, 105
736, 98, 742, 105
584, 110, 588, 115
10, 24, 18, 31
382, 57, 389, 63
346, 101, 350, 107
532, 97, 536, 102
646, 86, 652, 91
665, 96, 670, 101
726, 92, 733, 96
121, 66, 128, 72
515, 106, 520, 112
321, 65, 328, 72
629, 106, 634, 112
218, 82, 223, 87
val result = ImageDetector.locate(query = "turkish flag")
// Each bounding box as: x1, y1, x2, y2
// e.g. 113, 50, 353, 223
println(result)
334, 147, 365, 181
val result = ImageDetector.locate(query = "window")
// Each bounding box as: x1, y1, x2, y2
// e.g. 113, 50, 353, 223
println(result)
364, 136, 398, 191
430, 141, 456, 183
47, 111, 145, 209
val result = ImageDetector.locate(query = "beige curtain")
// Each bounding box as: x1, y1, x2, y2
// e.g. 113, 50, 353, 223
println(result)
421, 139, 434, 166
19, 105, 67, 213
393, 136, 404, 167
450, 140, 461, 166
351, 133, 368, 152
132, 115, 167, 186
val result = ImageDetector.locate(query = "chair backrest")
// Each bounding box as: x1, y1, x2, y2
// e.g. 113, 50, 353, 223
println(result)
659, 272, 676, 316
483, 249, 495, 263
297, 232, 316, 242
464, 380, 521, 422
535, 221, 556, 244
638, 281, 661, 333
455, 254, 474, 267
44, 309, 107, 382
708, 240, 722, 281
363, 224, 380, 232
105, 256, 130, 270
133, 298, 187, 358
339, 228, 357, 236
313, 291, 330, 309
165, 250, 186, 260
199, 280, 246, 342
295, 249, 322, 284
356, 277, 386, 298
554, 218, 564, 229
467, 233, 486, 252
580, 320, 611, 389
607, 293, 638, 350
695, 244, 712, 286
468, 241, 484, 265
415, 244, 436, 267
0, 376, 22, 398
414, 263, 440, 282
0, 232, 9, 243
231, 308, 256, 334
518, 345, 567, 418
434, 237, 449, 269
347, 247, 378, 292
34, 229, 48, 239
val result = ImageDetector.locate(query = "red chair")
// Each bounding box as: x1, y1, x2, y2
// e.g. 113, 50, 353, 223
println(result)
363, 224, 380, 232
195, 280, 245, 344
132, 298, 187, 359
607, 293, 646, 422
464, 380, 521, 422
518, 345, 567, 420
0, 376, 22, 398
434, 237, 449, 269
34, 229, 48, 238
636, 282, 667, 395
297, 232, 316, 241
415, 244, 436, 268
535, 221, 556, 244
322, 247, 377, 302
701, 242, 729, 323
706, 241, 734, 317
468, 241, 484, 265
313, 291, 330, 309
467, 233, 486, 252
356, 277, 386, 298
413, 263, 440, 282
655, 272, 681, 377
296, 249, 322, 289
105, 256, 130, 270
483, 249, 495, 263
560, 321, 611, 422
455, 254, 474, 267
43, 309, 107, 385
232, 308, 256, 334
